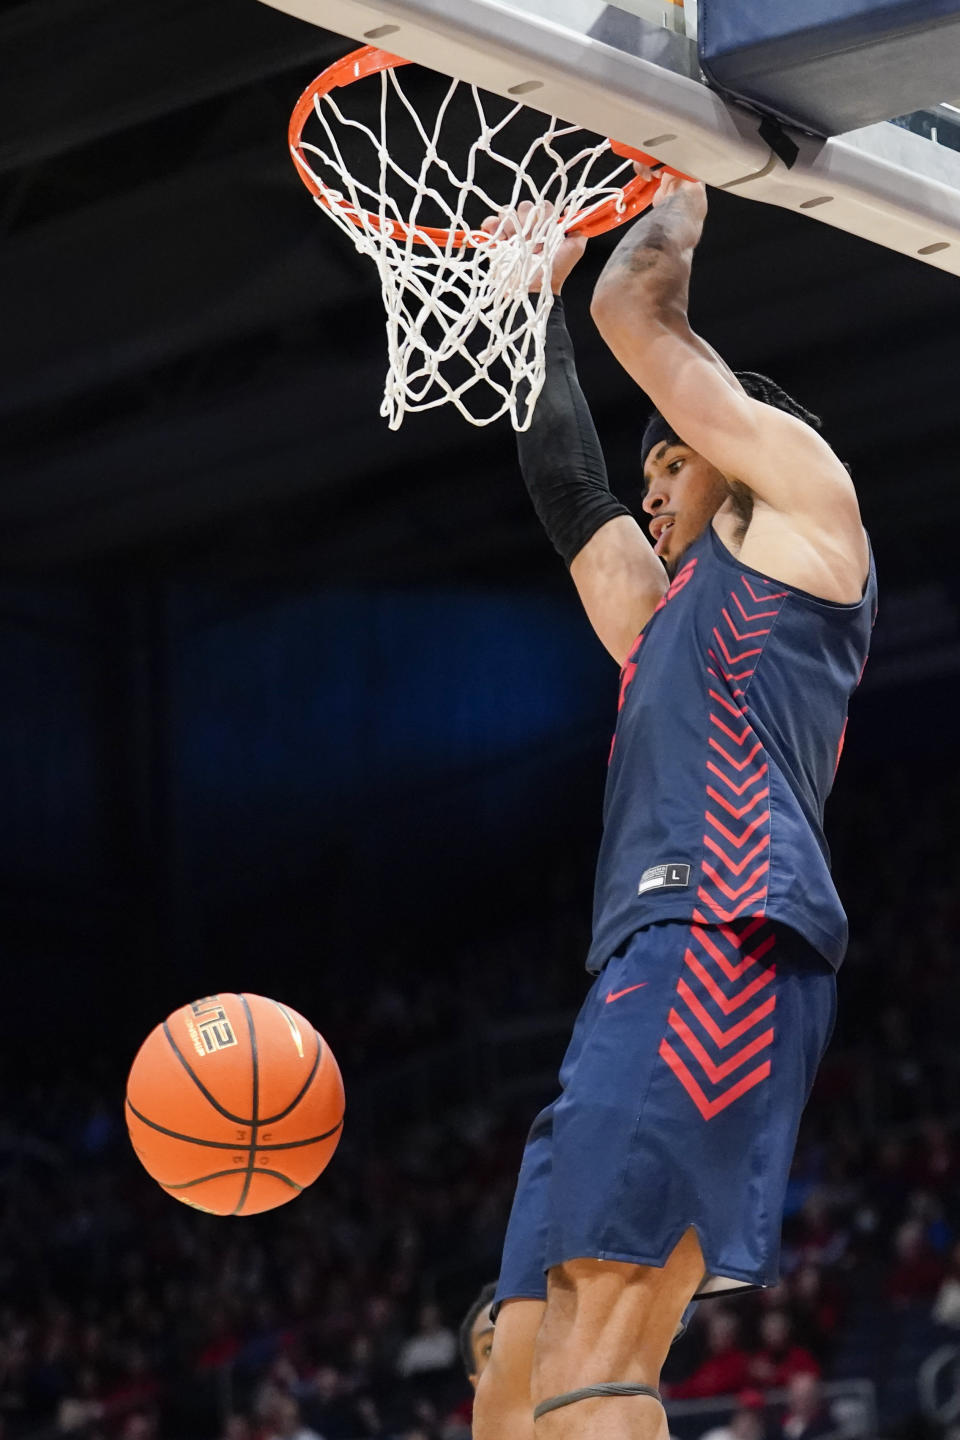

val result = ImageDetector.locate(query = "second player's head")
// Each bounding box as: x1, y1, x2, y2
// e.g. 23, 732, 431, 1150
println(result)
459, 1282, 497, 1390
639, 374, 824, 574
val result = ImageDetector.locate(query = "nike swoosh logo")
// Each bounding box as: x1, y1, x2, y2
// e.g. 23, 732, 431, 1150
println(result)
605, 983, 648, 1004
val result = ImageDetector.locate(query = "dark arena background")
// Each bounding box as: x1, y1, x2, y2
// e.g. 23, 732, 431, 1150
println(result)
3, 3, 960, 1439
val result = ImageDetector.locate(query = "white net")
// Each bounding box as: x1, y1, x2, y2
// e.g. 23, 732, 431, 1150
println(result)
292, 59, 646, 430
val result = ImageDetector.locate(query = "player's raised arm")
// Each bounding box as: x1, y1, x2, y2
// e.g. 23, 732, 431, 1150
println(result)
504, 211, 668, 664
590, 176, 868, 603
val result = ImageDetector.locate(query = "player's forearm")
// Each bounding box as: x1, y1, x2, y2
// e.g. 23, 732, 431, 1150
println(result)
518, 300, 667, 662
592, 188, 706, 324
516, 299, 631, 567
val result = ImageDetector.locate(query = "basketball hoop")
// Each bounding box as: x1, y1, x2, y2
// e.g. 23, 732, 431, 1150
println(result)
289, 46, 694, 429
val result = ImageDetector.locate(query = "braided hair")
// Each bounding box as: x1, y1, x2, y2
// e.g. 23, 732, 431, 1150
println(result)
733, 371, 823, 430
639, 371, 833, 480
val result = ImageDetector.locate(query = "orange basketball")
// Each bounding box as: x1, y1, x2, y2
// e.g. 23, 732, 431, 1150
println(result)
125, 993, 344, 1216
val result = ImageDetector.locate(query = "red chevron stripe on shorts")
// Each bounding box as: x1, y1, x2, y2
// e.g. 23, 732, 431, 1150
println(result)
660, 1039, 772, 1120
658, 918, 779, 1120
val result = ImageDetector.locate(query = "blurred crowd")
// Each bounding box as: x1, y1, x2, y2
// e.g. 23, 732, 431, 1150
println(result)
1, 759, 960, 1439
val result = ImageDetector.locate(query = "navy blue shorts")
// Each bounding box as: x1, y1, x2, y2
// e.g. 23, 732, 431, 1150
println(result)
494, 918, 836, 1308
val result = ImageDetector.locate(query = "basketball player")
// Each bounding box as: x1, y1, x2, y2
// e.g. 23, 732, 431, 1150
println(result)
472, 173, 876, 1440
460, 1284, 497, 1389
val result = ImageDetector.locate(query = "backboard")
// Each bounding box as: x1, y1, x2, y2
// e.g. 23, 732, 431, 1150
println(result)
257, 0, 960, 277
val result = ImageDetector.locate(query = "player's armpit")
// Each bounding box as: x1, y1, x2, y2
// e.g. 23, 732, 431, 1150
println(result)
569, 515, 668, 664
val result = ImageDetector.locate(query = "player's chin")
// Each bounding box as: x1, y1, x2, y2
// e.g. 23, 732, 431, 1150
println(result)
662, 537, 686, 578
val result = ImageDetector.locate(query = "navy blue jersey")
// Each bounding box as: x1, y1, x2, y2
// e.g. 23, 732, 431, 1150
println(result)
586, 524, 877, 973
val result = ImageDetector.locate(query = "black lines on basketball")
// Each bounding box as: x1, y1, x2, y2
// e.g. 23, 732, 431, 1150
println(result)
232, 995, 260, 1216
162, 1020, 252, 1126
165, 1169, 303, 1193
125, 1099, 343, 1151
260, 1029, 323, 1124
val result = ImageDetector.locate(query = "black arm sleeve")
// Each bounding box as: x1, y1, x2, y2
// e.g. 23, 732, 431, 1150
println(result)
517, 297, 631, 567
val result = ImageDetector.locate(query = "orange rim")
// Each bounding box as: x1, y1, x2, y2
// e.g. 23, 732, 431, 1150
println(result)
289, 45, 695, 248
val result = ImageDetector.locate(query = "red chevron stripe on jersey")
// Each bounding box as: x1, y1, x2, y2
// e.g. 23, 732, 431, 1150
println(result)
697, 575, 786, 924
659, 573, 787, 1118
658, 918, 778, 1120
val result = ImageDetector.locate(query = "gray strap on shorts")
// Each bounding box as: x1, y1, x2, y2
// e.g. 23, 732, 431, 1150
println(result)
533, 1381, 663, 1420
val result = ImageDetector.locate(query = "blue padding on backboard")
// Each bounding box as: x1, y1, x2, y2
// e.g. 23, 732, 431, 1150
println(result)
699, 0, 960, 137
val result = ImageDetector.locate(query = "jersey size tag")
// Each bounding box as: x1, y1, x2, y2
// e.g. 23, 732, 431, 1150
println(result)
638, 862, 691, 895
